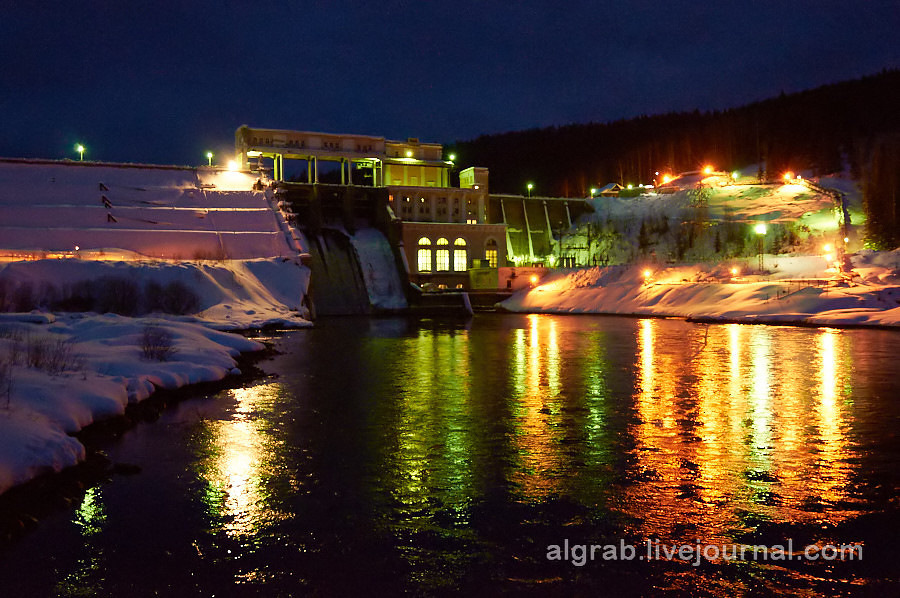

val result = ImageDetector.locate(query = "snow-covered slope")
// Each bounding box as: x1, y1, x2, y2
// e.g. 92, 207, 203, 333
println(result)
0, 159, 294, 259
0, 257, 311, 329
500, 252, 900, 328
567, 175, 862, 266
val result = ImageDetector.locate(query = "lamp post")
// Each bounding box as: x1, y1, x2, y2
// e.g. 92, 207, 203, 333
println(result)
527, 182, 533, 198
75, 144, 85, 161
206, 151, 213, 166
755, 223, 767, 272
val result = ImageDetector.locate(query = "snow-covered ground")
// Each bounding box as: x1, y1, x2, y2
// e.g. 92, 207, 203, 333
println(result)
0, 257, 311, 496
566, 173, 862, 266
0, 159, 295, 260
500, 251, 900, 327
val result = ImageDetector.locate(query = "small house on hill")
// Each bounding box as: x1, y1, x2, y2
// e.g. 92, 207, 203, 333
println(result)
597, 183, 623, 197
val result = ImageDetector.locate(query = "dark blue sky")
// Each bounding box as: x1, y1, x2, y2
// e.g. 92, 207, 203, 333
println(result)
2, 0, 898, 166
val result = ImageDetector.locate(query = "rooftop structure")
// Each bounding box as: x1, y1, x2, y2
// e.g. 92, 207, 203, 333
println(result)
235, 126, 453, 188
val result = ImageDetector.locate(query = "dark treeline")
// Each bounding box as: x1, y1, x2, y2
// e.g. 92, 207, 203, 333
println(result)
863, 133, 900, 248
448, 69, 900, 247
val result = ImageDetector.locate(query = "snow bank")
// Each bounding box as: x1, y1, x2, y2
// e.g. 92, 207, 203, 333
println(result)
0, 257, 312, 330
500, 254, 900, 329
0, 256, 313, 495
0, 315, 263, 495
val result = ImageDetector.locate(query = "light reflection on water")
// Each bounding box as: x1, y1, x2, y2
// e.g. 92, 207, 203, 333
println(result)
627, 320, 858, 544
6, 314, 898, 597
186, 316, 894, 593
195, 382, 293, 539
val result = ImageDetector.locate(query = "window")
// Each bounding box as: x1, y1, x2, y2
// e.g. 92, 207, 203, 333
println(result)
417, 237, 432, 272
485, 239, 499, 268
435, 238, 450, 271
453, 238, 467, 271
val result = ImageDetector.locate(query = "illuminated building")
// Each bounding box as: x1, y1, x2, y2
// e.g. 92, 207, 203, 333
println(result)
235, 126, 505, 289
235, 126, 592, 289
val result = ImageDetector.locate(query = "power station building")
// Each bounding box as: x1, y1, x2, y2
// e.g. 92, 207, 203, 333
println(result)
235, 126, 591, 289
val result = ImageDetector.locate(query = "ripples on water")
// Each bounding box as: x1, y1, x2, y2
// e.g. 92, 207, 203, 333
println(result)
1, 315, 899, 596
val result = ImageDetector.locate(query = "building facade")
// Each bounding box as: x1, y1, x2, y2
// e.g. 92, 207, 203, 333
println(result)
235, 126, 506, 289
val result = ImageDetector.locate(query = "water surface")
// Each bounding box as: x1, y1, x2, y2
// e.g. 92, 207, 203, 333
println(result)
1, 315, 898, 596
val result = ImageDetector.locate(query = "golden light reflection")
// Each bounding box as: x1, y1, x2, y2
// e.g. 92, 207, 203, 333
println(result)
747, 327, 773, 458
509, 315, 564, 499
816, 329, 845, 465
628, 320, 854, 544
639, 318, 654, 402
198, 382, 288, 538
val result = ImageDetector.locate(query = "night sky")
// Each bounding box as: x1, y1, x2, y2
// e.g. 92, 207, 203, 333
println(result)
2, 1, 898, 166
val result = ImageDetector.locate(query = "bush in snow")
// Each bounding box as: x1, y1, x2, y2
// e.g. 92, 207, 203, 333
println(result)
143, 280, 164, 313
56, 279, 96, 312
158, 280, 200, 315
10, 281, 33, 312
143, 280, 200, 315
0, 352, 11, 408
140, 324, 178, 361
94, 276, 141, 316
53, 276, 140, 315
23, 333, 82, 375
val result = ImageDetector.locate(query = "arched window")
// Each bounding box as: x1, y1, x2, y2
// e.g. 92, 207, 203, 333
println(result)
417, 237, 432, 272
435, 238, 450, 271
485, 238, 499, 268
453, 238, 467, 271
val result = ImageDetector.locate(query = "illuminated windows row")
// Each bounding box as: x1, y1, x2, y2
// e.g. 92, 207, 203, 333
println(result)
417, 237, 499, 272
418, 237, 466, 272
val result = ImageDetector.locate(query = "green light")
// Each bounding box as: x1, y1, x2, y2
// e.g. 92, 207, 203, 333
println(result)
526, 182, 533, 197
206, 151, 213, 166
448, 153, 456, 162
755, 223, 767, 235
627, 184, 633, 190
75, 144, 85, 161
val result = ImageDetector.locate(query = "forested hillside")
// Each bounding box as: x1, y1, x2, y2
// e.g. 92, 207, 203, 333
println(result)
448, 69, 900, 247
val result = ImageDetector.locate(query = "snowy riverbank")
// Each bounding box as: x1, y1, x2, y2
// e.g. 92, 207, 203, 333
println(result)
0, 257, 311, 495
499, 252, 900, 328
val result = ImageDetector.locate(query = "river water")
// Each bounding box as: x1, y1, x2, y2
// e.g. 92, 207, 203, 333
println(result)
1, 314, 899, 597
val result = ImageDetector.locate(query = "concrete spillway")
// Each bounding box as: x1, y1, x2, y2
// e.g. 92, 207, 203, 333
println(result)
278, 182, 409, 316
304, 228, 371, 315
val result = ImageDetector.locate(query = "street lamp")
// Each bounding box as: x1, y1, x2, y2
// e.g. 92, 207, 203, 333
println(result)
755, 223, 767, 272
590, 187, 597, 198
527, 182, 533, 198
75, 144, 85, 161
206, 151, 213, 166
